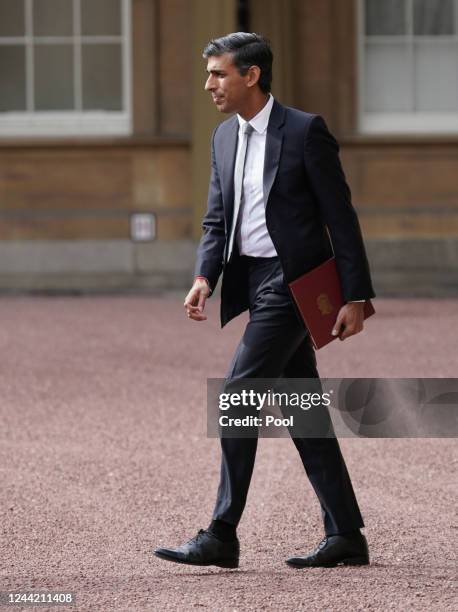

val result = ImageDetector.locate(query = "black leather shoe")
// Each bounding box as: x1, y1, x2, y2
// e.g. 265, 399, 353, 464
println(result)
154, 529, 239, 568
286, 532, 369, 568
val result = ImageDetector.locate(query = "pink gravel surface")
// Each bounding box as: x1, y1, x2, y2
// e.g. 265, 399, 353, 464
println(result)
0, 296, 456, 611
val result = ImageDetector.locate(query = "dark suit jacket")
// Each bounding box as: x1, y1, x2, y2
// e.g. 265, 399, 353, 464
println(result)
195, 99, 375, 328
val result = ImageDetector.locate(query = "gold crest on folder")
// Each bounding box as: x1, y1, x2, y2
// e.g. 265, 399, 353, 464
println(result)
316, 293, 333, 315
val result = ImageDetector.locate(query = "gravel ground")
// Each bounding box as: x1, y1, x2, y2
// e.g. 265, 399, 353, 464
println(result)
0, 296, 456, 612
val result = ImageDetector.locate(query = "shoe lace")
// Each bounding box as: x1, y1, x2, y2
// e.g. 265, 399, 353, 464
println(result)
187, 529, 206, 545
314, 537, 328, 553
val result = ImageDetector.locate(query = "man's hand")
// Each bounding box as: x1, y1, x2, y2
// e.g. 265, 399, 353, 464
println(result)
184, 278, 210, 321
332, 302, 365, 341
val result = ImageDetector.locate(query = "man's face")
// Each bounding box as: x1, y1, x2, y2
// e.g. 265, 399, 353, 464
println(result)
204, 53, 253, 114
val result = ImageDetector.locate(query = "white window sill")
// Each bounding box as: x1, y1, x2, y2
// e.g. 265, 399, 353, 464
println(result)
0, 111, 132, 137
360, 112, 458, 134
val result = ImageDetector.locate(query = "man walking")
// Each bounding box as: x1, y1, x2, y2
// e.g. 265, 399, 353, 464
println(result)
154, 32, 375, 569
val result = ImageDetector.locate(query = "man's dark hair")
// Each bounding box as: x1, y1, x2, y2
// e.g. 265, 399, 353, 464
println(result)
203, 32, 273, 94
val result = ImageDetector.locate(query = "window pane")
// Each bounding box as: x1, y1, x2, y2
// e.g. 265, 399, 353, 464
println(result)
34, 44, 74, 110
0, 0, 25, 36
415, 42, 458, 110
413, 0, 454, 35
81, 0, 121, 36
364, 43, 411, 111
365, 0, 406, 36
82, 44, 122, 110
0, 45, 26, 111
33, 0, 73, 37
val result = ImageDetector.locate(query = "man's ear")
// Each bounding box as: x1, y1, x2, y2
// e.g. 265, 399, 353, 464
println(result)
246, 65, 261, 88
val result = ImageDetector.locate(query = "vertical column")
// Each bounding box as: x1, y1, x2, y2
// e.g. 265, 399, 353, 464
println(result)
332, 0, 358, 136
249, 0, 296, 107
191, 0, 236, 238
132, 0, 159, 135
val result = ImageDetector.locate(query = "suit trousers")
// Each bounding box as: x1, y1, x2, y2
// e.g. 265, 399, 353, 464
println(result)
212, 253, 365, 536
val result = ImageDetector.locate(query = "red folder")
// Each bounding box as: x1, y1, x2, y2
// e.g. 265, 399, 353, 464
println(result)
288, 257, 375, 349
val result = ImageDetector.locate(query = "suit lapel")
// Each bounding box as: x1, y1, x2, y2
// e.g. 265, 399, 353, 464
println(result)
263, 99, 286, 208
219, 100, 286, 225
220, 116, 239, 229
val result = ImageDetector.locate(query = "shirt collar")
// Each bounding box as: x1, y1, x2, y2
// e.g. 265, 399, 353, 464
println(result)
237, 94, 274, 134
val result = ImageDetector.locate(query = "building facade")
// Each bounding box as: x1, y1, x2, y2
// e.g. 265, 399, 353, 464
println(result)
0, 0, 457, 294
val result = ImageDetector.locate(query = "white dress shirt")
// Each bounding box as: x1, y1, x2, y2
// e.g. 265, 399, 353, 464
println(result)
235, 94, 278, 258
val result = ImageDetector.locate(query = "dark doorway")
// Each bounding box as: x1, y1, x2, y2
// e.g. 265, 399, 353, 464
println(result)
237, 0, 250, 32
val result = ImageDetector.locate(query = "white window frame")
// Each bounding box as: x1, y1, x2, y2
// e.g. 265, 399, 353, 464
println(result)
358, 0, 458, 134
0, 0, 132, 138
